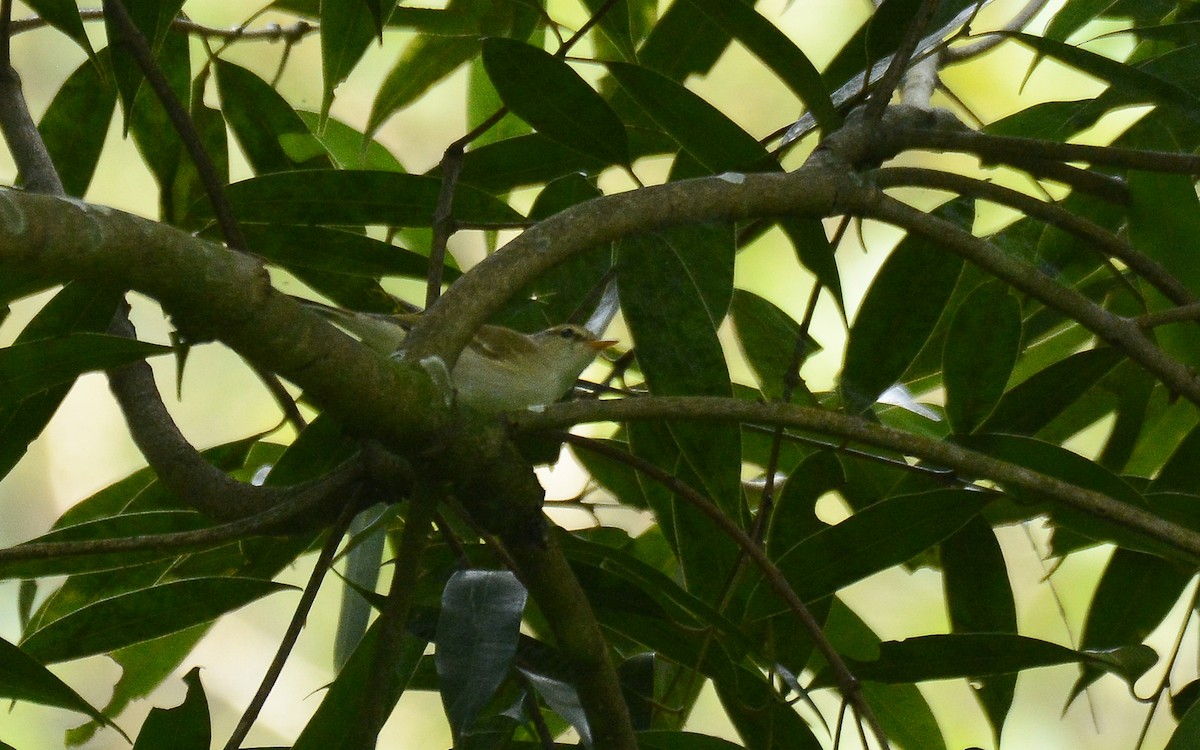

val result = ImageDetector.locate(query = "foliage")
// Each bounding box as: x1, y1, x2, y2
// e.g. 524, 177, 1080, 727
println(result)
6, 1, 1200, 749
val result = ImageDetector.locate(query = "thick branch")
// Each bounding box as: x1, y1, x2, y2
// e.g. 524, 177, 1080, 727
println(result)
510, 397, 1200, 562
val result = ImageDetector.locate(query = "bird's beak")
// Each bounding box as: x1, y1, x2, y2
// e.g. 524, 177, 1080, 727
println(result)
589, 339, 618, 351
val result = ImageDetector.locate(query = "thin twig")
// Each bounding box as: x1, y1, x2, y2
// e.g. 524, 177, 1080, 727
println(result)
562, 432, 891, 750
1135, 302, 1200, 330
943, 0, 1055, 62
222, 494, 362, 750
426, 143, 464, 309
862, 0, 941, 123
11, 8, 316, 43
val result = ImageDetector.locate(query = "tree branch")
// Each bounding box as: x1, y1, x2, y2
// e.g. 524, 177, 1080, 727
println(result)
510, 397, 1200, 562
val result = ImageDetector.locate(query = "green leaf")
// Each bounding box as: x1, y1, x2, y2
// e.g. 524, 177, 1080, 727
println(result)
128, 27, 190, 210
780, 217, 843, 315
981, 347, 1123, 436
729, 289, 820, 400
367, 34, 479, 137
0, 284, 120, 480
0, 511, 212, 579
23, 0, 95, 57
1167, 697, 1200, 750
20, 577, 294, 663
131, 667, 210, 750
618, 227, 740, 518
296, 111, 403, 171
635, 0, 740, 82
1043, 0, 1119, 42
0, 334, 169, 411
1005, 31, 1200, 124
483, 38, 629, 167
239, 224, 453, 279
747, 489, 986, 619
830, 634, 1107, 684
436, 570, 527, 744
215, 60, 332, 174
294, 621, 427, 750
103, 0, 187, 128
320, 0, 377, 123
215, 170, 524, 226
0, 635, 122, 733
37, 52, 117, 197
457, 132, 611, 192
943, 282, 1022, 435
607, 61, 769, 173
678, 0, 837, 132
842, 201, 969, 414
941, 517, 1017, 743
635, 731, 745, 749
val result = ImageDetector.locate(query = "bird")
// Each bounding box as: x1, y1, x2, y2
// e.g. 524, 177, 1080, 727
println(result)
302, 301, 616, 413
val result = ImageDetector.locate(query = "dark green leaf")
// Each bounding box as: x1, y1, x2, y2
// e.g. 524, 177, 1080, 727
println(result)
458, 132, 611, 192
618, 228, 740, 515
216, 170, 524, 226
129, 28, 190, 208
1005, 31, 1200, 124
20, 577, 294, 663
943, 282, 1022, 435
103, 0, 187, 128
23, 0, 95, 56
635, 731, 744, 749
437, 570, 527, 743
294, 622, 427, 750
729, 289, 820, 400
942, 517, 1017, 742
748, 489, 986, 619
0, 334, 168, 411
830, 634, 1103, 684
842, 201, 969, 413
780, 218, 843, 315
0, 284, 120, 480
607, 61, 769, 173
37, 52, 117, 197
0, 635, 121, 732
635, 0, 741, 81
1043, 0, 1119, 42
1129, 171, 1200, 368
215, 60, 332, 174
0, 511, 212, 579
131, 667, 209, 750
483, 38, 629, 167
367, 35, 479, 137
1167, 697, 1200, 750
321, 0, 377, 122
678, 0, 837, 132
981, 347, 1123, 435
296, 111, 403, 171
239, 224, 451, 279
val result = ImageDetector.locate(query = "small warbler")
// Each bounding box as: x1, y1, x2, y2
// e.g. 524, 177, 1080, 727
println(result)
305, 302, 616, 413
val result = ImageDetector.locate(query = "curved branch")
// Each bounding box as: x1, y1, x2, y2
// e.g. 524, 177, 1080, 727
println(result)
943, 0, 1054, 62
510, 397, 1200, 561
11, 9, 317, 43
854, 189, 1200, 407
873, 166, 1195, 306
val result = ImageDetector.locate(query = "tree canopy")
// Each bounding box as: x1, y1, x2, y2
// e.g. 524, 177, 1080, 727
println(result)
5, 1, 1200, 749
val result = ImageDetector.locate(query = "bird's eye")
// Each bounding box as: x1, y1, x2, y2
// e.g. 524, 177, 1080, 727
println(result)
559, 327, 577, 340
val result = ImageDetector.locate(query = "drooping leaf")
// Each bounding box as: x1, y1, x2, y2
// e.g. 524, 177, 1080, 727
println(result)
942, 517, 1017, 743
320, 0, 378, 123
729, 289, 820, 400
23, 0, 95, 57
943, 282, 1022, 435
37, 51, 117, 197
20, 577, 294, 663
678, 0, 837, 132
842, 201, 970, 414
367, 34, 480, 137
607, 61, 770, 173
294, 621, 427, 750
483, 38, 629, 167
239, 224, 452, 280
436, 570, 527, 743
0, 635, 122, 734
102, 0, 187, 129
